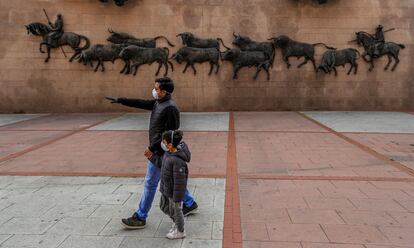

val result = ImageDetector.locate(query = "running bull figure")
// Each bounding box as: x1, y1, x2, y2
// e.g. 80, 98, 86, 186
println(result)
107, 29, 175, 48
268, 35, 335, 71
317, 48, 360, 76
99, 0, 128, 6
176, 32, 229, 50
171, 47, 221, 76
221, 48, 271, 80
232, 33, 276, 67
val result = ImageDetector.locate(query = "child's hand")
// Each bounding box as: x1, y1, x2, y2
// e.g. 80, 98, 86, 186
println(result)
144, 148, 153, 159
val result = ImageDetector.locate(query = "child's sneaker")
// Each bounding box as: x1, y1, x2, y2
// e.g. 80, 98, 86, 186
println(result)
166, 229, 186, 239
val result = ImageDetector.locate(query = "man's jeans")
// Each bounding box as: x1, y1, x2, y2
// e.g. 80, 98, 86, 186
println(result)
136, 160, 195, 220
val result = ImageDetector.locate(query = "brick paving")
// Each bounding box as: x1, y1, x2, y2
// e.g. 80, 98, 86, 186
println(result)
0, 112, 413, 248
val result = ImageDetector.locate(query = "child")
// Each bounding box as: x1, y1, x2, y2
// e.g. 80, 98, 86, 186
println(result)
159, 130, 190, 239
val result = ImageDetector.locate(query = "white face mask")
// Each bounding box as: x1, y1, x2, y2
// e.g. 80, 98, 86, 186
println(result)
152, 88, 159, 99
161, 142, 169, 152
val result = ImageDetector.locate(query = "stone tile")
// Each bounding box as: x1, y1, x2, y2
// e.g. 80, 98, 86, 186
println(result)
0, 114, 46, 127
305, 197, 356, 210
184, 206, 223, 222
105, 177, 144, 185
301, 243, 364, 248
322, 224, 390, 244
0, 218, 58, 235
266, 223, 329, 242
81, 193, 132, 205
379, 226, 414, 246
303, 112, 414, 133
89, 205, 138, 219
0, 202, 56, 217
337, 210, 399, 226
234, 112, 326, 132
0, 234, 11, 245
288, 209, 344, 224
119, 237, 182, 248
99, 218, 161, 237
46, 217, 110, 235
35, 176, 111, 185
182, 239, 222, 248
395, 200, 414, 211
243, 241, 301, 248
0, 234, 67, 248
387, 211, 414, 227
113, 184, 145, 194
156, 221, 212, 240
212, 222, 223, 240
58, 235, 124, 248
3, 114, 116, 131
349, 198, 406, 212
242, 222, 270, 241
42, 204, 99, 219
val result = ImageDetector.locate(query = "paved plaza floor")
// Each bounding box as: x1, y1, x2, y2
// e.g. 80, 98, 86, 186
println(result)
0, 112, 413, 248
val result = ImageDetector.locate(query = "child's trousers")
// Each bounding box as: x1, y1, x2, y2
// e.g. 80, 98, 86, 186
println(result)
160, 194, 185, 232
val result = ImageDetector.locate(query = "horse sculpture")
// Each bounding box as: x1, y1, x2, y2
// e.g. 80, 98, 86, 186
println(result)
354, 31, 405, 71
25, 20, 90, 63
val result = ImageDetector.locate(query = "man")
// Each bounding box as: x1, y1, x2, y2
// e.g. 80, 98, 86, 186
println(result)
105, 77, 198, 229
373, 24, 385, 57
46, 14, 64, 48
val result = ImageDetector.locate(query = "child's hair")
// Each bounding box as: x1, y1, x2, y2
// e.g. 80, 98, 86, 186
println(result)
162, 130, 183, 147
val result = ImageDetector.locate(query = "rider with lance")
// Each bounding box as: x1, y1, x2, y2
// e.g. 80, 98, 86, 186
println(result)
373, 25, 385, 57
45, 11, 64, 48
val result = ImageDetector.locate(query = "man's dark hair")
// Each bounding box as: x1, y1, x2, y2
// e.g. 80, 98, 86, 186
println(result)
162, 130, 183, 147
155, 77, 174, 94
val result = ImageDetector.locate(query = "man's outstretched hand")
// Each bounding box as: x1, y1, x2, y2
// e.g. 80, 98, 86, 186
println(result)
105, 96, 119, 104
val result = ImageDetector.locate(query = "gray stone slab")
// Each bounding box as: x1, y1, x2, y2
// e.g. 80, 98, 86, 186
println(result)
106, 177, 144, 185
0, 202, 55, 217
47, 217, 110, 235
0, 218, 58, 235
34, 176, 111, 185
82, 193, 132, 205
185, 206, 224, 222
0, 234, 67, 248
75, 183, 122, 195
89, 112, 229, 131
182, 239, 222, 248
212, 222, 223, 240
156, 221, 213, 240
0, 114, 46, 127
42, 204, 99, 219
0, 234, 11, 245
119, 237, 182, 248
58, 235, 124, 248
99, 218, 161, 237
113, 184, 145, 194
89, 205, 136, 219
303, 111, 414, 133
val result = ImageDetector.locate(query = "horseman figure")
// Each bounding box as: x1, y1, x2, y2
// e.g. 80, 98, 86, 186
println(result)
372, 25, 385, 57
46, 14, 64, 48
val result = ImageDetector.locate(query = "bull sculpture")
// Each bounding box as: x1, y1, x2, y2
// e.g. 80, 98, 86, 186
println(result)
317, 48, 360, 76
107, 29, 175, 48
268, 35, 335, 71
171, 47, 221, 75
176, 32, 229, 50
119, 45, 174, 76
221, 48, 271, 80
232, 33, 276, 67
77, 44, 128, 72
99, 0, 128, 6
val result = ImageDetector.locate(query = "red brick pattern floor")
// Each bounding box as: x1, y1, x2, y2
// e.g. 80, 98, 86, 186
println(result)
1, 112, 413, 247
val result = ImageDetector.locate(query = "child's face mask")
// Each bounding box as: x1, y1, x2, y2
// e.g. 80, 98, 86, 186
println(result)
161, 141, 169, 152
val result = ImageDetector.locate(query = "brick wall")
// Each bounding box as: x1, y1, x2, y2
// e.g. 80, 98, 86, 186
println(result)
0, 0, 413, 112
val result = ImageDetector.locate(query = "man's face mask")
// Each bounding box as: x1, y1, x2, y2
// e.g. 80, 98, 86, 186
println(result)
152, 88, 159, 99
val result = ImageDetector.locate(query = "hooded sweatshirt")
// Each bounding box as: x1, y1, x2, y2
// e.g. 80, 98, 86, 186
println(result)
159, 141, 191, 202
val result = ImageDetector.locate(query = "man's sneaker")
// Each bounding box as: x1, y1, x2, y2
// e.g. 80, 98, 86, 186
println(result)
166, 229, 186, 239
183, 201, 198, 216
169, 223, 177, 233
121, 213, 146, 229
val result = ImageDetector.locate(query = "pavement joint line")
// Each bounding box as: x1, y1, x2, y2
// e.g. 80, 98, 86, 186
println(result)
222, 112, 242, 248
297, 112, 414, 178
0, 114, 124, 165
239, 174, 414, 182
0, 171, 226, 178
0, 114, 50, 129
